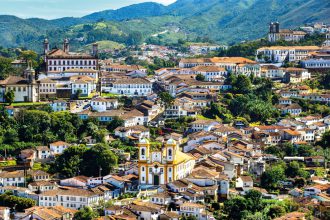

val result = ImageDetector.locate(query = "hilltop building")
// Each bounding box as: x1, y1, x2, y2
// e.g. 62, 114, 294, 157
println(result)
268, 22, 306, 43
44, 39, 98, 73
256, 46, 320, 63
138, 138, 195, 185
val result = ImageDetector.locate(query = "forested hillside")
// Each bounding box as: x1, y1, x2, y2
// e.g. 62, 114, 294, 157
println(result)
0, 0, 329, 50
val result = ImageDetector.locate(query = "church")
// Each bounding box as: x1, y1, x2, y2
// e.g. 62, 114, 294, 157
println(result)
138, 138, 195, 185
44, 39, 98, 73
0, 63, 39, 103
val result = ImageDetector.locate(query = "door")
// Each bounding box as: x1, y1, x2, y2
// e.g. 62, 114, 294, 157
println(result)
153, 175, 159, 186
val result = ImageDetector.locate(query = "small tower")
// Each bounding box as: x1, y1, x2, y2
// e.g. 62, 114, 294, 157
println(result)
92, 43, 98, 57
63, 38, 69, 53
166, 138, 177, 162
43, 38, 49, 55
24, 61, 36, 83
269, 22, 280, 33
138, 138, 150, 161
275, 22, 280, 33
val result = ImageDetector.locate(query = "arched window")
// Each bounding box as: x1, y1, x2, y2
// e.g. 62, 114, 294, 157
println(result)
141, 148, 145, 156
168, 149, 172, 157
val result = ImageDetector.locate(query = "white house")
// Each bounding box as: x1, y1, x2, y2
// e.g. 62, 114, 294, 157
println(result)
235, 176, 253, 190
28, 180, 58, 193
0, 171, 25, 187
39, 187, 103, 210
260, 65, 285, 79
114, 126, 150, 140
102, 77, 153, 96
278, 104, 302, 116
150, 192, 172, 206
284, 68, 311, 83
38, 78, 57, 99
301, 58, 330, 70
36, 146, 51, 159
191, 66, 227, 81
179, 203, 210, 220
49, 141, 70, 155
190, 120, 220, 132
49, 100, 68, 112
129, 204, 161, 220
71, 79, 93, 97
256, 46, 320, 63
90, 97, 118, 112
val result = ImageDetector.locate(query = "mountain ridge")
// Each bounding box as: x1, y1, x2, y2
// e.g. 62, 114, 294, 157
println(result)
0, 0, 329, 50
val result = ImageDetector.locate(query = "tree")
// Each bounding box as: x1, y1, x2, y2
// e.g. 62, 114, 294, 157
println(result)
232, 74, 252, 94
319, 71, 330, 89
180, 215, 198, 220
223, 196, 247, 220
52, 145, 87, 178
0, 56, 15, 80
196, 73, 206, 81
19, 50, 38, 62
81, 144, 118, 177
267, 205, 286, 219
3, 128, 19, 144
75, 89, 82, 99
52, 144, 118, 178
285, 161, 301, 178
158, 92, 174, 107
0, 192, 36, 211
107, 117, 124, 132
4, 90, 15, 105
305, 79, 319, 92
260, 164, 285, 190
318, 131, 330, 168
17, 110, 52, 142
244, 190, 263, 213
74, 206, 99, 220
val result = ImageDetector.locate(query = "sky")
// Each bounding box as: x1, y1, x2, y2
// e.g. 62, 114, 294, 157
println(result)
0, 0, 177, 19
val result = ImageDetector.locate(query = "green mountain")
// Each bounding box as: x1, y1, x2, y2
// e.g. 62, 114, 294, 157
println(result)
0, 0, 329, 51
83, 2, 168, 21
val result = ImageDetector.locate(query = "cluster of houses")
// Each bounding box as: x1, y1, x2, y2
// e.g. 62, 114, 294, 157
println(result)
1, 115, 329, 219
0, 23, 330, 219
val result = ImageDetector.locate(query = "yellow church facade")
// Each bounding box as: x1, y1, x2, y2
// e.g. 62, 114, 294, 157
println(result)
138, 138, 195, 185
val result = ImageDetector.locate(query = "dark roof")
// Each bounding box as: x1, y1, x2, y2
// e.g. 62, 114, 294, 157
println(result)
0, 76, 29, 85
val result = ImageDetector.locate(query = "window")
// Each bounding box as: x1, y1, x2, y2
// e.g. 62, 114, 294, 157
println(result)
141, 148, 145, 156
168, 149, 172, 157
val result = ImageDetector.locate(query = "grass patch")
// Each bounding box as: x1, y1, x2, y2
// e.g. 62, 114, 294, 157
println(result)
0, 102, 48, 107
101, 93, 119, 98
0, 160, 17, 167
196, 114, 212, 120
32, 162, 50, 172
85, 40, 125, 50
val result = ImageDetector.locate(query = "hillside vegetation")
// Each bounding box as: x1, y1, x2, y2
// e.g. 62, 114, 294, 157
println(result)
0, 0, 329, 50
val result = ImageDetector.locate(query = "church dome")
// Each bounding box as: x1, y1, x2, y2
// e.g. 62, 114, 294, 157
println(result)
166, 138, 176, 145
139, 138, 150, 145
